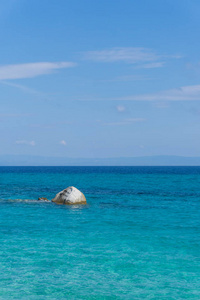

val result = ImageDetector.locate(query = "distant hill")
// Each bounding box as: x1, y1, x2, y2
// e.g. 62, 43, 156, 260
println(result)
1, 155, 200, 166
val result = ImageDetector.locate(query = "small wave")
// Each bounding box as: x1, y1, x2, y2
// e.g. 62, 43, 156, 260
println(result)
0, 198, 51, 203
100, 202, 156, 210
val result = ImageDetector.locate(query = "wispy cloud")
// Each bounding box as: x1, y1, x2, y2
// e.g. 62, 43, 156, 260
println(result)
102, 75, 151, 82
60, 140, 67, 146
0, 113, 31, 118
104, 118, 146, 125
76, 84, 200, 102
186, 62, 200, 71
0, 62, 76, 80
135, 62, 165, 69
116, 105, 125, 112
114, 84, 200, 101
0, 80, 42, 95
30, 121, 72, 129
16, 140, 36, 146
84, 47, 181, 67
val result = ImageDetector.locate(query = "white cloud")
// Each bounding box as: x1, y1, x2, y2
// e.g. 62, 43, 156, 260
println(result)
60, 140, 67, 146
0, 62, 76, 80
84, 47, 181, 66
116, 105, 125, 112
16, 140, 36, 146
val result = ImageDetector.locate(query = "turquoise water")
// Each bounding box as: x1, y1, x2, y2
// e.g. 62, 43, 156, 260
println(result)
0, 166, 200, 299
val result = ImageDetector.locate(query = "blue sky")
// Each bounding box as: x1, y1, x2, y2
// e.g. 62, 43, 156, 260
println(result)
1, 0, 200, 158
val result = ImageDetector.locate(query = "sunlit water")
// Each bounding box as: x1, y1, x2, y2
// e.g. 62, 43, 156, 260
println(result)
0, 166, 199, 299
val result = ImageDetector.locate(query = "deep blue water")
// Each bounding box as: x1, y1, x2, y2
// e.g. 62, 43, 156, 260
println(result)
0, 166, 200, 299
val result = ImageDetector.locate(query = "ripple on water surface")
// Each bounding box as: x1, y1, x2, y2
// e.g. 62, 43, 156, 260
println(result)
0, 166, 200, 299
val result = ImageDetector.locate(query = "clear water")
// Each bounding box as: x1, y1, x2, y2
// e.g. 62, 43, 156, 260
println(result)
0, 166, 199, 299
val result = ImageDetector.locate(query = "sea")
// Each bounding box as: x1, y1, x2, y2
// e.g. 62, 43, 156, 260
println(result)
0, 166, 199, 299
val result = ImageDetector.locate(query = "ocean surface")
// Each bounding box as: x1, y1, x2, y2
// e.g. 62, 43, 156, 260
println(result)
0, 166, 199, 299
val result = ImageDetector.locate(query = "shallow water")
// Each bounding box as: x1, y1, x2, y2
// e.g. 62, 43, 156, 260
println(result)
0, 166, 200, 299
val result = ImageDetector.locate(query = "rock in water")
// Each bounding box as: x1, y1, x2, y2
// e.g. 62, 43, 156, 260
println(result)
52, 186, 86, 205
38, 197, 49, 201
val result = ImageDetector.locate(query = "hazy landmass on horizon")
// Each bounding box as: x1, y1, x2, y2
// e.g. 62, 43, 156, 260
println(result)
1, 155, 200, 166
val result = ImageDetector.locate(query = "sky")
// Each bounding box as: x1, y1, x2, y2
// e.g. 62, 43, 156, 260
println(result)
1, 0, 200, 159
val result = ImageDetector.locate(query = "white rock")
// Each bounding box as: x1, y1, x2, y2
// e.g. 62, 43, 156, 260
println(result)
52, 186, 86, 205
